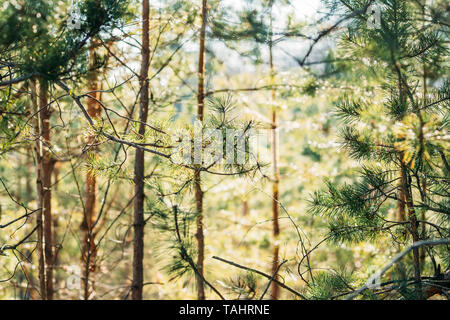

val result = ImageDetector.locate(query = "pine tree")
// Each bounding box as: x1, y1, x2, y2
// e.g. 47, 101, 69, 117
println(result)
0, 0, 128, 299
210, 0, 307, 299
194, 0, 209, 301
309, 0, 449, 299
81, 37, 112, 300
132, 0, 150, 300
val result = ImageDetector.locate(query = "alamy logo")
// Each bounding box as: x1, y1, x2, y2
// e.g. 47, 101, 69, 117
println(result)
365, 265, 382, 289
66, 265, 81, 291
67, 4, 81, 30
366, 3, 382, 30
170, 122, 273, 167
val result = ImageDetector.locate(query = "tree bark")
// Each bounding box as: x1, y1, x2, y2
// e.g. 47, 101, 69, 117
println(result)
33, 79, 55, 300
25, 149, 33, 203
419, 63, 427, 266
397, 174, 407, 222
401, 164, 422, 298
393, 45, 422, 297
41, 80, 55, 300
195, 0, 208, 301
269, 13, 280, 300
81, 40, 103, 300
270, 110, 280, 300
31, 79, 46, 300
131, 0, 150, 300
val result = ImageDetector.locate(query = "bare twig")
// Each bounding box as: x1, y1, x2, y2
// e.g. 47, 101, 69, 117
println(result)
212, 256, 306, 299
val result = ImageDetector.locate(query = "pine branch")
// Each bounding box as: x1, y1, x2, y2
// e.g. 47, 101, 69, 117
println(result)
346, 239, 450, 300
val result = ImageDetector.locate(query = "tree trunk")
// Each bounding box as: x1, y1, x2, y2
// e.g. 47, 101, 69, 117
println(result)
394, 47, 421, 298
401, 164, 422, 298
270, 109, 280, 300
242, 199, 249, 216
32, 79, 55, 300
397, 173, 407, 222
41, 80, 55, 300
195, 0, 208, 301
81, 40, 103, 300
31, 79, 46, 300
269, 16, 281, 299
131, 0, 150, 300
16, 154, 22, 203
419, 64, 428, 266
25, 149, 33, 203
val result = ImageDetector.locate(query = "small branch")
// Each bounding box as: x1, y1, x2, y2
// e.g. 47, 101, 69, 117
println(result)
55, 80, 171, 159
0, 74, 34, 87
260, 259, 288, 300
212, 256, 306, 299
1, 225, 38, 252
346, 239, 450, 300
0, 209, 38, 229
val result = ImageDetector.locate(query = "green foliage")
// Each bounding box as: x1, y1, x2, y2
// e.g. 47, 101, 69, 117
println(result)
227, 272, 258, 299
306, 270, 353, 300
309, 0, 449, 298
0, 0, 448, 301
1, 0, 128, 81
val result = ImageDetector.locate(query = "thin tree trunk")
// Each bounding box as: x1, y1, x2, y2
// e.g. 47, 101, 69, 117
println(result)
394, 55, 407, 224
39, 79, 55, 300
31, 79, 46, 300
242, 199, 249, 216
419, 63, 427, 266
16, 155, 22, 203
271, 108, 280, 300
131, 0, 150, 300
269, 12, 280, 300
401, 164, 422, 298
392, 43, 422, 297
81, 40, 102, 300
123, 199, 134, 298
195, 0, 208, 301
397, 175, 407, 221
41, 80, 54, 300
24, 148, 37, 299
25, 149, 33, 203
393, 50, 422, 297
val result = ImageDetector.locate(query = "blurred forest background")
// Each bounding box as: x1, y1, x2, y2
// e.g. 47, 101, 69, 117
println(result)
0, 0, 448, 300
